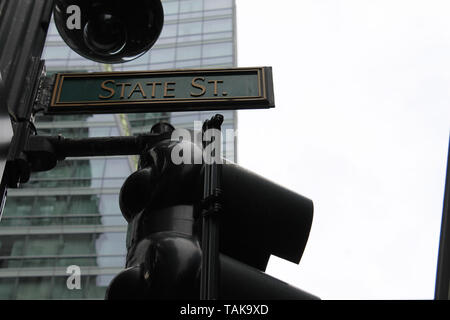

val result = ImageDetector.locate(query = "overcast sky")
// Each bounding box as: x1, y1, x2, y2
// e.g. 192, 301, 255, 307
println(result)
235, 0, 450, 299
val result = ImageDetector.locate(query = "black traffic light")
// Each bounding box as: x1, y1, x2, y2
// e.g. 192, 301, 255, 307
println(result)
106, 123, 318, 300
53, 0, 164, 63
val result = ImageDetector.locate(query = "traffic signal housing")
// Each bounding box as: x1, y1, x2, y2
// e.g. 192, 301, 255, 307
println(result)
106, 127, 317, 300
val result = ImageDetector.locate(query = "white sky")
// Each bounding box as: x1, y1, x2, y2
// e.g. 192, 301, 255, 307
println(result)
235, 0, 450, 299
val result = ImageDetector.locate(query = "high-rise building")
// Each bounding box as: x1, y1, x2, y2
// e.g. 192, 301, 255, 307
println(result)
0, 0, 237, 299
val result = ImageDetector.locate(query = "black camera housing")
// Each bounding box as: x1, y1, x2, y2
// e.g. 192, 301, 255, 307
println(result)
54, 0, 164, 63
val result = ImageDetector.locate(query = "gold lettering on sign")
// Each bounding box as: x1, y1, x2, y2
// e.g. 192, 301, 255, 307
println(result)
98, 80, 116, 99
164, 82, 176, 98
146, 82, 161, 98
116, 82, 131, 99
128, 82, 147, 99
208, 80, 223, 96
190, 77, 206, 97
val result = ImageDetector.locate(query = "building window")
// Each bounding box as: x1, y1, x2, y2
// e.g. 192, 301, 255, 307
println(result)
176, 45, 201, 60
202, 42, 232, 58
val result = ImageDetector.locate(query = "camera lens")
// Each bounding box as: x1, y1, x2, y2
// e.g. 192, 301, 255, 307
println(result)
83, 13, 127, 56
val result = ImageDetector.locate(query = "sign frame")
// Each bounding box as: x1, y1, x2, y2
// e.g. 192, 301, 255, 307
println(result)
47, 67, 274, 114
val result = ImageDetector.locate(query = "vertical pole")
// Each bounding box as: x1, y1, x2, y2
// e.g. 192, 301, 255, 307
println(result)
0, 0, 54, 219
200, 114, 224, 300
435, 136, 450, 299
0, 72, 13, 220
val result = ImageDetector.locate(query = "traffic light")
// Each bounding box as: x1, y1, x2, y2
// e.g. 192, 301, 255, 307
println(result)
106, 123, 318, 300
53, 0, 164, 63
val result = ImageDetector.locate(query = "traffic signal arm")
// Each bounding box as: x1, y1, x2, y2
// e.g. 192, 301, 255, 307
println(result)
4, 132, 172, 186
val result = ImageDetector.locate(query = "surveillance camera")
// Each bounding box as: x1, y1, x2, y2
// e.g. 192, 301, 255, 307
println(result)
53, 0, 164, 64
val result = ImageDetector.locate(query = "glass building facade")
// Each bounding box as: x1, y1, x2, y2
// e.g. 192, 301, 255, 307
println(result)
0, 0, 237, 299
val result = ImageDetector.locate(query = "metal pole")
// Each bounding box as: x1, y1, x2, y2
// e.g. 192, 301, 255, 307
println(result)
0, 72, 13, 220
0, 0, 54, 120
435, 135, 450, 299
0, 0, 54, 219
5, 131, 171, 175
200, 114, 224, 300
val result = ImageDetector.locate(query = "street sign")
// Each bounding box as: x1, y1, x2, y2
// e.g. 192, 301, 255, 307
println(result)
47, 67, 274, 114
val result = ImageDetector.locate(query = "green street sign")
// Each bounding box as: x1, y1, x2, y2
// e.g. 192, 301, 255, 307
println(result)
47, 67, 274, 114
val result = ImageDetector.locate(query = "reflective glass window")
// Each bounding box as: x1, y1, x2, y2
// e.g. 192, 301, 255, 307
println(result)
95, 255, 125, 268
86, 114, 115, 122
180, 0, 203, 12
86, 275, 112, 299
90, 159, 106, 178
3, 197, 34, 216
161, 23, 177, 38
95, 232, 127, 256
37, 196, 68, 216
204, 0, 231, 10
24, 235, 61, 256
204, 19, 232, 33
61, 234, 95, 255
202, 42, 233, 58
42, 45, 71, 60
99, 194, 121, 215
52, 276, 87, 299
0, 236, 25, 257
67, 195, 99, 214
177, 45, 201, 60
203, 56, 233, 66
178, 21, 202, 36
104, 158, 131, 178
176, 59, 201, 68
203, 31, 233, 41
56, 256, 97, 268
163, 1, 179, 15
16, 277, 52, 300
178, 34, 203, 43
0, 279, 15, 299
150, 48, 176, 64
